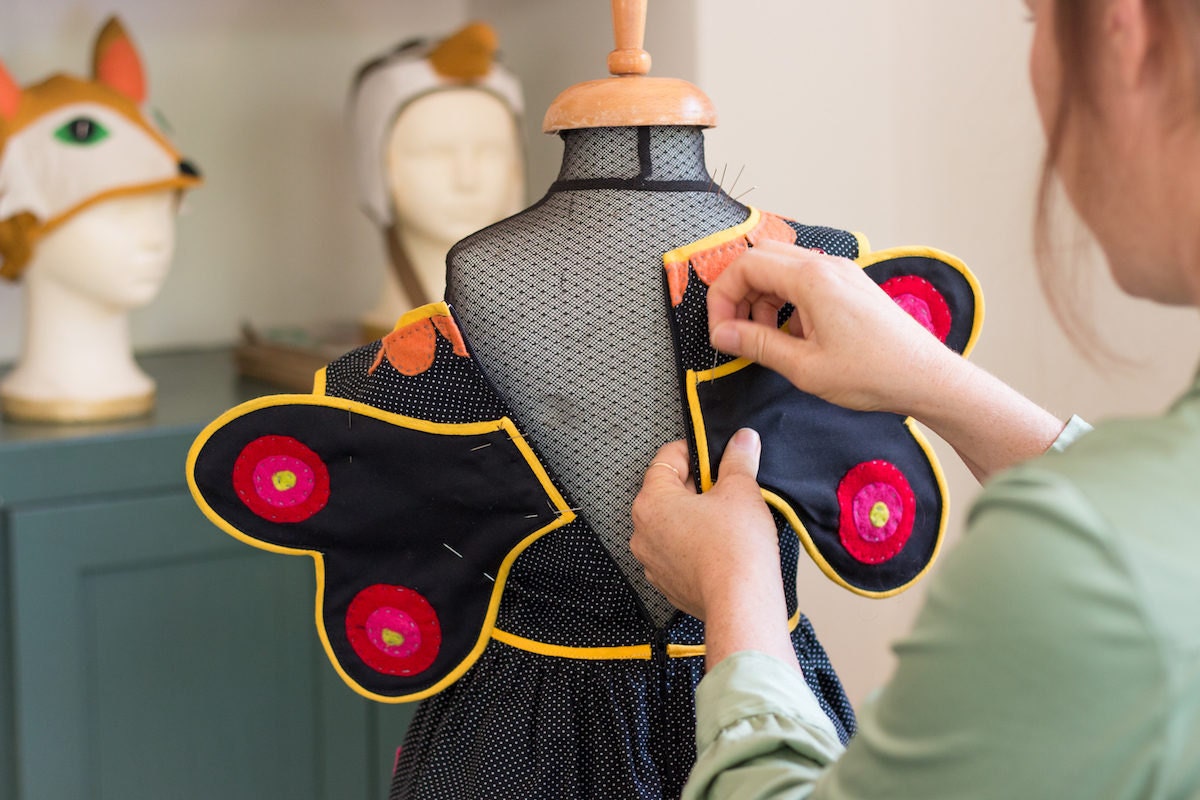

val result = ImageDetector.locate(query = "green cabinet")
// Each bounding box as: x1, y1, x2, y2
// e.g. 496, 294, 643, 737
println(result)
0, 350, 412, 800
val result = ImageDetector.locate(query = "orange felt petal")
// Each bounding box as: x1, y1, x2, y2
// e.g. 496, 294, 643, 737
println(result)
690, 239, 748, 288
0, 60, 19, 121
431, 314, 470, 358
93, 18, 146, 104
665, 260, 690, 307
747, 212, 798, 248
371, 318, 438, 377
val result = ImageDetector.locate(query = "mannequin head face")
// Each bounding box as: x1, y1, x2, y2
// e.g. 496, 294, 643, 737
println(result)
28, 189, 176, 311
385, 88, 523, 246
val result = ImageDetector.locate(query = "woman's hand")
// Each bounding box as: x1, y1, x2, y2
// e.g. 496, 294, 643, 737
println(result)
707, 241, 1068, 482
631, 430, 800, 671
707, 240, 962, 417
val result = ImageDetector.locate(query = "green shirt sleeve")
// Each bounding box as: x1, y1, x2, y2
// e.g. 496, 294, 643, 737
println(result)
687, 462, 1164, 799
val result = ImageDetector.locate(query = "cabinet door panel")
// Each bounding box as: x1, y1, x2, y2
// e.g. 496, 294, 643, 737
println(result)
10, 491, 393, 800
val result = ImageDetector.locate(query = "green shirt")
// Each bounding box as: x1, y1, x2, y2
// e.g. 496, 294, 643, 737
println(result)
687, 373, 1200, 799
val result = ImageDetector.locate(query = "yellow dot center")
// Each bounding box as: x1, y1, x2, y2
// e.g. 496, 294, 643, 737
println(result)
272, 470, 297, 491
869, 501, 891, 528
381, 628, 405, 648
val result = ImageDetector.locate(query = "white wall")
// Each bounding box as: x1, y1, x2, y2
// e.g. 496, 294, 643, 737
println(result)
0, 0, 470, 363
696, 0, 1200, 704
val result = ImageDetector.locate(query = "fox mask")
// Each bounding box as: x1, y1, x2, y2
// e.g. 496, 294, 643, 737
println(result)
0, 16, 202, 281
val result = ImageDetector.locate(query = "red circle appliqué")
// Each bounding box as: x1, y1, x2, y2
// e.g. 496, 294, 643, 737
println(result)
836, 460, 916, 565
346, 584, 442, 676
881, 275, 952, 343
232, 435, 330, 523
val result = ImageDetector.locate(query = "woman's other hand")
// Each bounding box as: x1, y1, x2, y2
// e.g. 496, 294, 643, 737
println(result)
707, 241, 961, 417
631, 430, 800, 672
707, 242, 1067, 482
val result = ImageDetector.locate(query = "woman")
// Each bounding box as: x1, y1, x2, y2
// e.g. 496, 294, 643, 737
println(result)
630, 0, 1200, 797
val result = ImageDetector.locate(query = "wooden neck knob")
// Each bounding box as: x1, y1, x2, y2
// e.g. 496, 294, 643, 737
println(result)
542, 0, 718, 133
607, 0, 651, 76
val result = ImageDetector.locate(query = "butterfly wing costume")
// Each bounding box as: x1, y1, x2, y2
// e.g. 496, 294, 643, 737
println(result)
187, 208, 981, 797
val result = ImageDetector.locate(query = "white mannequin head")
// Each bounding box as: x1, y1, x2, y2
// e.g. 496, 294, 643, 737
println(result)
386, 87, 523, 251
0, 16, 200, 421
28, 189, 176, 311
1, 189, 181, 421
350, 22, 525, 334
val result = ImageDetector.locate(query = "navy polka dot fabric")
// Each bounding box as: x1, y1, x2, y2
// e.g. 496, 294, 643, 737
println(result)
309, 304, 857, 799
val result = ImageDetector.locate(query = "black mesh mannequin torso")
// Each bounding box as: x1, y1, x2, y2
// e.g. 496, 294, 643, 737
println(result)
446, 126, 747, 625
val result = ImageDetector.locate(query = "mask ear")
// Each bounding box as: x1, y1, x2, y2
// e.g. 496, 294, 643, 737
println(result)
0, 59, 20, 121
92, 16, 146, 104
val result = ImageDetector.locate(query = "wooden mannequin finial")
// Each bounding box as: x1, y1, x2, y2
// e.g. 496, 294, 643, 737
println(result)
542, 0, 717, 133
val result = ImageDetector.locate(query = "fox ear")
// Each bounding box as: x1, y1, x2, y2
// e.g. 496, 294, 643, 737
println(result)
92, 16, 146, 104
0, 59, 20, 121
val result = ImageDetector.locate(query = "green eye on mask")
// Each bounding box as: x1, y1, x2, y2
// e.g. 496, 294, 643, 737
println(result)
54, 117, 110, 146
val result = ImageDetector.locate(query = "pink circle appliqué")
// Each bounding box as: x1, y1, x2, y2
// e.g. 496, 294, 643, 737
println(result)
365, 607, 422, 659
852, 482, 903, 543
252, 455, 315, 508
836, 460, 917, 565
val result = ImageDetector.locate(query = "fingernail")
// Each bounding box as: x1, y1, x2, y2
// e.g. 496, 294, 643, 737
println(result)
711, 324, 739, 353
732, 427, 760, 453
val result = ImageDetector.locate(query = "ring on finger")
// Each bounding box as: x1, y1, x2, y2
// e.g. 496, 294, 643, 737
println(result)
650, 461, 681, 480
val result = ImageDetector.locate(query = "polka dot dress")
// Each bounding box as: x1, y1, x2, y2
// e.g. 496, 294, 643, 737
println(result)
312, 299, 857, 799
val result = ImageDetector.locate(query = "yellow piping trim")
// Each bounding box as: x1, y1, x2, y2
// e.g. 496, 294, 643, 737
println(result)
681, 242, 974, 596
185, 393, 576, 703
491, 629, 652, 660
689, 370, 952, 598
755, 416, 949, 599
663, 207, 761, 266
664, 609, 803, 658
684, 372, 713, 492
390, 300, 454, 331
491, 608, 804, 660
693, 357, 753, 384
851, 230, 872, 257
854, 245, 985, 359
312, 367, 327, 396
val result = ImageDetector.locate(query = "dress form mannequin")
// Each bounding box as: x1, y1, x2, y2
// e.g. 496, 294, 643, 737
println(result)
447, 125, 745, 624
447, 1, 735, 624
187, 6, 868, 796
351, 23, 525, 340
1, 191, 176, 421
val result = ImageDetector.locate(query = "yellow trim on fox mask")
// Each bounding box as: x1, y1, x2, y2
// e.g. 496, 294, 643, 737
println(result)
0, 16, 202, 281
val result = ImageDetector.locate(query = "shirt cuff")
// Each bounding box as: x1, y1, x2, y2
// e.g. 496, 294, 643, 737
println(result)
1050, 415, 1092, 453
695, 650, 842, 751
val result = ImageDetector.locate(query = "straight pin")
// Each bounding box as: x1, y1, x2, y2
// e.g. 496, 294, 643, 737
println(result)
733, 185, 758, 202
442, 543, 464, 559
482, 573, 495, 582
727, 164, 746, 199
471, 442, 493, 451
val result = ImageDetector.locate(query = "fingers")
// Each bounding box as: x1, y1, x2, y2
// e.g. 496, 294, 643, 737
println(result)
716, 428, 762, 481
707, 243, 813, 330
640, 440, 691, 493
710, 319, 809, 380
